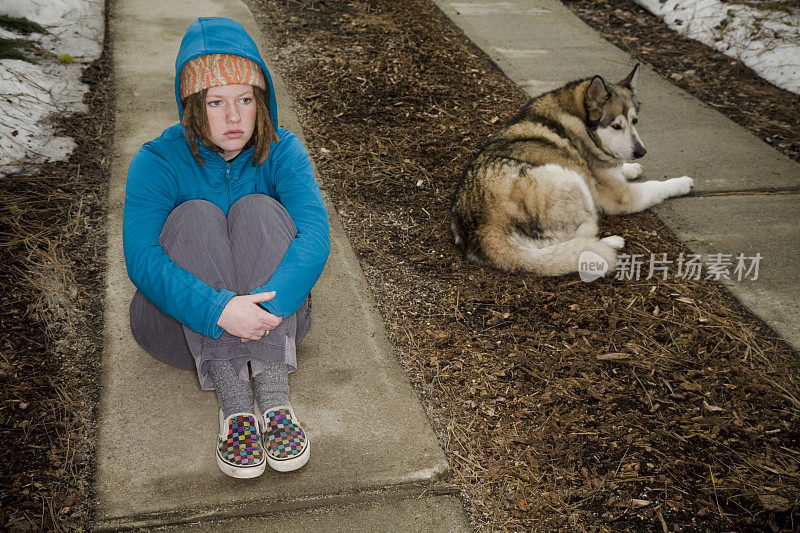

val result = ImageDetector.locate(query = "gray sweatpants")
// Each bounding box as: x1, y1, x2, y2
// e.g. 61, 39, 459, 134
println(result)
129, 194, 311, 390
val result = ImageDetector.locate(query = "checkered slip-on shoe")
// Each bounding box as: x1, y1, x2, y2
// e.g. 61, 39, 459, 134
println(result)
216, 411, 266, 479
260, 406, 310, 472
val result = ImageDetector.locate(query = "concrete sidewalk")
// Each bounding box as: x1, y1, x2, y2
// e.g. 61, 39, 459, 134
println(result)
95, 0, 469, 530
435, 0, 800, 351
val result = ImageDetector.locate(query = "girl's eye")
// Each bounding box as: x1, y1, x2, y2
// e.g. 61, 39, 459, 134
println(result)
612, 123, 623, 130
241, 97, 253, 104
207, 100, 222, 107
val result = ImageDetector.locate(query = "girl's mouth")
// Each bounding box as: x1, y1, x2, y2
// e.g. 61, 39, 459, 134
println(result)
224, 130, 244, 139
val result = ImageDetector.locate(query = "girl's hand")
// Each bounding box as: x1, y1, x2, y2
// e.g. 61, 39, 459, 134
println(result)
217, 292, 283, 342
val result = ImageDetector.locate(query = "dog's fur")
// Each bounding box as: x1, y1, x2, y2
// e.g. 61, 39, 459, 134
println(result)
450, 64, 693, 276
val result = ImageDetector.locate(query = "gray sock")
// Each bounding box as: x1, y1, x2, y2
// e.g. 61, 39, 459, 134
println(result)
208, 359, 255, 418
253, 362, 290, 412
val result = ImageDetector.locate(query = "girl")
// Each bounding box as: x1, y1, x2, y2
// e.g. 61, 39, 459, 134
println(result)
123, 17, 330, 479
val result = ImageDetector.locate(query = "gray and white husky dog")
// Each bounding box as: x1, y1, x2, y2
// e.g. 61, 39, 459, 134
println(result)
450, 64, 693, 276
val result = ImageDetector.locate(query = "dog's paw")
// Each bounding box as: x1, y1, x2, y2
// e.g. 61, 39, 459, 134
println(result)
666, 176, 694, 197
601, 235, 625, 250
621, 162, 643, 180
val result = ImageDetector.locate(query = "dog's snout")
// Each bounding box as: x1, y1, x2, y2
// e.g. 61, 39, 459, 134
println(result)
633, 144, 647, 159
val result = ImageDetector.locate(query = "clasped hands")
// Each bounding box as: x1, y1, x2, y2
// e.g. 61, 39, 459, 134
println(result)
216, 292, 283, 342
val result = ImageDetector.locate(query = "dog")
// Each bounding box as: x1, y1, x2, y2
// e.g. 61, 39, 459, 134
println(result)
450, 64, 693, 276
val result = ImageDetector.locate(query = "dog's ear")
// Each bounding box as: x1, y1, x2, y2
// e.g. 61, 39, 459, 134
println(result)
585, 76, 610, 122
618, 63, 640, 92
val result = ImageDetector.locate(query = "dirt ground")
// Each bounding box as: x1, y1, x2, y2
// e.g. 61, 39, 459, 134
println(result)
247, 0, 800, 531
1, 0, 798, 530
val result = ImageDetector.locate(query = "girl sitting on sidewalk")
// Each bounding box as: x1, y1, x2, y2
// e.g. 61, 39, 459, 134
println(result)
123, 17, 330, 479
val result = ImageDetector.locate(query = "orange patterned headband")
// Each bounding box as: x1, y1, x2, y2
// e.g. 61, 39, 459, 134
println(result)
179, 53, 266, 99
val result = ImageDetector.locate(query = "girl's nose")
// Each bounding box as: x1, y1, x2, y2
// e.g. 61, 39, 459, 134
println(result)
226, 105, 240, 123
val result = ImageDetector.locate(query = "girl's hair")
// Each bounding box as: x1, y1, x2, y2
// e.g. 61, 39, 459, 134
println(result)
180, 84, 278, 166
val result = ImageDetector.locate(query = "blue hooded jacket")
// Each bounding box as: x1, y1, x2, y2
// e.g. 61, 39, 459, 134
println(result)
123, 17, 330, 339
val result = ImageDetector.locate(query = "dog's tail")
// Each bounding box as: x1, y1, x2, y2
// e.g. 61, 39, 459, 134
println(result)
480, 232, 624, 277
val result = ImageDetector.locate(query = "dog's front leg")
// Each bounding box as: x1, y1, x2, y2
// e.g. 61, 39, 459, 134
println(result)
621, 162, 643, 181
603, 164, 642, 182
594, 175, 694, 215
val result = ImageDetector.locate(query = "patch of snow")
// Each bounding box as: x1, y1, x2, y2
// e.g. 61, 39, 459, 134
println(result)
0, 0, 104, 176
634, 0, 800, 94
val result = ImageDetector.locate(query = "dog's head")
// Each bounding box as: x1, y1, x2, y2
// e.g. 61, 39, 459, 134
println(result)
584, 64, 646, 161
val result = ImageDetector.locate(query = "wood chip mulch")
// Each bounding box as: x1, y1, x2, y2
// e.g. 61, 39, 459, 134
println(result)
248, 0, 800, 531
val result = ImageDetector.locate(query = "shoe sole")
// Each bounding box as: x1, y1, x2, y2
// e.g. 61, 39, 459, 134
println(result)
216, 452, 266, 479
267, 439, 310, 472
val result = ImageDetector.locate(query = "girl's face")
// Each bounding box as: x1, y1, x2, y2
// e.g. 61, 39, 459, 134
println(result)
205, 84, 257, 161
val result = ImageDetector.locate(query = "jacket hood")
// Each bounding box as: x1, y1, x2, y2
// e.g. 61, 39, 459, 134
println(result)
174, 17, 278, 127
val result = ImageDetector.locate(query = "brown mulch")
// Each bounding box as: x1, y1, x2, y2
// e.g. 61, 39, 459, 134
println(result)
0, 10, 113, 533
248, 0, 800, 531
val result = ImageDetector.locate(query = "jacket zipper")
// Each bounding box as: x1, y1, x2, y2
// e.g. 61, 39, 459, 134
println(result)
225, 162, 231, 208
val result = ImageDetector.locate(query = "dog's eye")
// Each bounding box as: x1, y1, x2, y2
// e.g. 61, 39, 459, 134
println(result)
612, 123, 623, 130
631, 117, 638, 125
